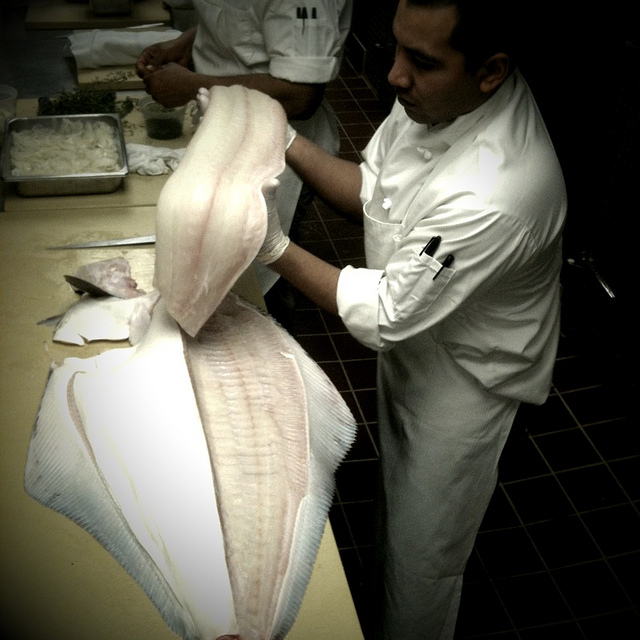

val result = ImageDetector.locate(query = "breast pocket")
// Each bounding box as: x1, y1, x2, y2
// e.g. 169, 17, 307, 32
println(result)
294, 8, 332, 56
388, 249, 456, 323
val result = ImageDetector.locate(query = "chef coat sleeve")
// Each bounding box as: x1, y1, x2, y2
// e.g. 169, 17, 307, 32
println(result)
358, 101, 405, 203
263, 0, 352, 84
337, 266, 385, 348
338, 208, 545, 353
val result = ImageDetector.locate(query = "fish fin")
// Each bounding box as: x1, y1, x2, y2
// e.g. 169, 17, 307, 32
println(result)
269, 329, 357, 638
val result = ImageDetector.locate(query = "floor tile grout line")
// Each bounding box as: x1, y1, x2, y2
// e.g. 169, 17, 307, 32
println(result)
491, 485, 592, 637
545, 390, 640, 511
499, 445, 639, 617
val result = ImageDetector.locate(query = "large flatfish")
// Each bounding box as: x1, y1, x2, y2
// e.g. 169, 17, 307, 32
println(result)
26, 293, 356, 639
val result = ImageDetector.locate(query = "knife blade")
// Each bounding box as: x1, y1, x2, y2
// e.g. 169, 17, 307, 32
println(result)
47, 234, 156, 250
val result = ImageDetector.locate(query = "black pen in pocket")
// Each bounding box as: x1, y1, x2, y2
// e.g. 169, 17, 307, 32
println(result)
420, 235, 441, 256
433, 254, 454, 280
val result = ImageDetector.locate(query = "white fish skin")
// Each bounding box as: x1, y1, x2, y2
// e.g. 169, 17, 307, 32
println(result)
53, 290, 160, 346
24, 353, 202, 640
154, 85, 287, 337
27, 298, 238, 640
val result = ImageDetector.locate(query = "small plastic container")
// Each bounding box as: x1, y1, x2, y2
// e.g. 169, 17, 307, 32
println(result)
139, 96, 186, 140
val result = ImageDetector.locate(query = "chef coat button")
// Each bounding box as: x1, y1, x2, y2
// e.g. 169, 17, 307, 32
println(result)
417, 146, 433, 161
392, 234, 402, 242
382, 198, 392, 210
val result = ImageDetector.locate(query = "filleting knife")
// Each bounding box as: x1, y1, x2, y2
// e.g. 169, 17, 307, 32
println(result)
47, 234, 156, 250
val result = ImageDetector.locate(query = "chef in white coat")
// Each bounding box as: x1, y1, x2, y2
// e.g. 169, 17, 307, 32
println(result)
255, 0, 567, 637
137, 0, 352, 294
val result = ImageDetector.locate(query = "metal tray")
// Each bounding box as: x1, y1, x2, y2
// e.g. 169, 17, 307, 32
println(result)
1, 114, 129, 197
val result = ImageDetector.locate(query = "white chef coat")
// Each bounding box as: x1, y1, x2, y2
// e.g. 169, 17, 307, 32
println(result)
191, 0, 353, 291
337, 71, 567, 638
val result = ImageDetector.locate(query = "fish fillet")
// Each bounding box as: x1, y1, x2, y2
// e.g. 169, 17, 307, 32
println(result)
154, 85, 287, 337
26, 293, 357, 639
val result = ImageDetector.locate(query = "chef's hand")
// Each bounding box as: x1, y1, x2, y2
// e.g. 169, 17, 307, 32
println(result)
142, 63, 196, 108
136, 35, 192, 79
257, 179, 290, 265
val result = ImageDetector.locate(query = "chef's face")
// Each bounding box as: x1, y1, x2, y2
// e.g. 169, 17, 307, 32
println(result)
388, 0, 493, 126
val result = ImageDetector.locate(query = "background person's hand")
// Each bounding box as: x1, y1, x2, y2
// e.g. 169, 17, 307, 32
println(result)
142, 63, 197, 107
136, 34, 193, 78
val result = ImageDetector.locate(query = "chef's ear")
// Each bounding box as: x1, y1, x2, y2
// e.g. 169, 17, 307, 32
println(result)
477, 53, 511, 94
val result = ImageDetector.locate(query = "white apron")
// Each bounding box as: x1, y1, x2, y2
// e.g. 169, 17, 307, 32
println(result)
364, 188, 520, 640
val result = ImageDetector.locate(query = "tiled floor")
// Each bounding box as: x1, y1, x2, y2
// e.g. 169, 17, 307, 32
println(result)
289, 60, 640, 639
2, 3, 638, 638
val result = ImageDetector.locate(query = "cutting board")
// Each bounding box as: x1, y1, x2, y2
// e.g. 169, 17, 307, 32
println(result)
77, 65, 143, 90
26, 0, 171, 30
73, 26, 179, 91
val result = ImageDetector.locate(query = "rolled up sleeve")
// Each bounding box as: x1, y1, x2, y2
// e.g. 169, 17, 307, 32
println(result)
270, 55, 340, 84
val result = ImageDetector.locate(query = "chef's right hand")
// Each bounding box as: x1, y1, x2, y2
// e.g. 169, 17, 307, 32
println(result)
136, 37, 192, 79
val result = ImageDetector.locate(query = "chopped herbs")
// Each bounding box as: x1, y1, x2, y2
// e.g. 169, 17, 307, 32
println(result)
38, 88, 135, 119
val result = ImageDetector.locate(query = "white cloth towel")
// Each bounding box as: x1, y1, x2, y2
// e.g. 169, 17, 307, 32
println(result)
126, 143, 185, 175
68, 29, 182, 69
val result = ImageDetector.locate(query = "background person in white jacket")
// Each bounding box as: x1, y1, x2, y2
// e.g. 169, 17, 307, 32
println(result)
136, 0, 352, 306
255, 0, 567, 637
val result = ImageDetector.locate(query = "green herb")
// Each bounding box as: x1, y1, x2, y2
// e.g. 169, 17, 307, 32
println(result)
38, 88, 135, 120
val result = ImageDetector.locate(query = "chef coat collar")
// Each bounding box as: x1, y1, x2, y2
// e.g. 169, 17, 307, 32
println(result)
422, 70, 518, 148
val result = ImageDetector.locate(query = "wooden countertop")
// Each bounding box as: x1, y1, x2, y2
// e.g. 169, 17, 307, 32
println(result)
0, 100, 364, 639
26, 0, 171, 30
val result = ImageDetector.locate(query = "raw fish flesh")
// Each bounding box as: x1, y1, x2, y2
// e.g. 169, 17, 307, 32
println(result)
154, 85, 288, 337
70, 257, 146, 298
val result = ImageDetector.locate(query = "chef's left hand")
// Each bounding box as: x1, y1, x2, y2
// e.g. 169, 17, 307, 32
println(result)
257, 179, 290, 265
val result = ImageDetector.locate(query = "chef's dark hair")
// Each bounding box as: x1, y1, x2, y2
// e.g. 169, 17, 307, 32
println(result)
405, 0, 520, 73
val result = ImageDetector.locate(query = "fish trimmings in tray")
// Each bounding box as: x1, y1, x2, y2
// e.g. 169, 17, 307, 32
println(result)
1, 114, 128, 196
9, 117, 121, 176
